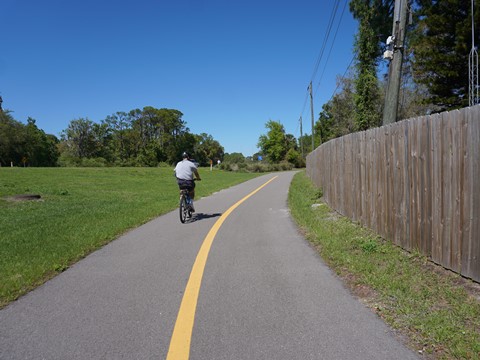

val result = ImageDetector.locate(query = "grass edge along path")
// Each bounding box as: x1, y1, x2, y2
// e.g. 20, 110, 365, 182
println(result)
288, 171, 480, 360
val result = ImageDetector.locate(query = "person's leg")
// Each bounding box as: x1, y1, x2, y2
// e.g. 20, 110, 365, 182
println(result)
188, 186, 196, 212
189, 181, 196, 200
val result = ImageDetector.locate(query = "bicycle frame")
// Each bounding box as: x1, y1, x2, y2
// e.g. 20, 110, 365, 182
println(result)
179, 189, 193, 223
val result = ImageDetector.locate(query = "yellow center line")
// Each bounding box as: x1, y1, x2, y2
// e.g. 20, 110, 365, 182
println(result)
166, 176, 278, 360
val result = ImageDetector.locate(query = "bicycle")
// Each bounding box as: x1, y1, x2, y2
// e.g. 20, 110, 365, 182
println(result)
179, 188, 194, 223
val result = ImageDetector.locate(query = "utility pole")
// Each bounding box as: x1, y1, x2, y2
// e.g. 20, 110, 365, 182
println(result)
382, 0, 409, 125
308, 81, 315, 151
299, 116, 304, 159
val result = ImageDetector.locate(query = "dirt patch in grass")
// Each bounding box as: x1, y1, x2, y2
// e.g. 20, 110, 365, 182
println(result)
4, 194, 42, 202
428, 262, 480, 302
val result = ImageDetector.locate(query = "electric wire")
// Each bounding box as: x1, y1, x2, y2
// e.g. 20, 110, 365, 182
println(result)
327, 53, 356, 104
296, 53, 356, 139
314, 0, 348, 97
298, 0, 343, 130
310, 0, 342, 83
297, 0, 348, 138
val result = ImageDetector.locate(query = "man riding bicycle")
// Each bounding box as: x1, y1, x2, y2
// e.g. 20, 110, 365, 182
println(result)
174, 152, 201, 212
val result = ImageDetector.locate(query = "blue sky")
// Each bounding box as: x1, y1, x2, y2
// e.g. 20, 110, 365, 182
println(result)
1, 0, 358, 156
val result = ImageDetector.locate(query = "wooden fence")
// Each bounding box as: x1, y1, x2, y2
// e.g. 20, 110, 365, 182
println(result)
306, 105, 480, 282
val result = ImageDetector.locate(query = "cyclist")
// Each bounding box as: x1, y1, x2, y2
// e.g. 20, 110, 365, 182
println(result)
174, 152, 201, 211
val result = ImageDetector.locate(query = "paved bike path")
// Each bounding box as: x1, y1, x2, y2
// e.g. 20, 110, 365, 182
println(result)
0, 172, 419, 359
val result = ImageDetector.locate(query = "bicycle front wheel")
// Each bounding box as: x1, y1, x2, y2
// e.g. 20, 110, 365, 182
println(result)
179, 195, 188, 223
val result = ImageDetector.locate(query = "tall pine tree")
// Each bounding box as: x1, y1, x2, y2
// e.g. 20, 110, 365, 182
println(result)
410, 0, 480, 110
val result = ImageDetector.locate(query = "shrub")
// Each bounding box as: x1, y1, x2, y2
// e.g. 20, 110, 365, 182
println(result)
57, 154, 81, 167
80, 158, 107, 167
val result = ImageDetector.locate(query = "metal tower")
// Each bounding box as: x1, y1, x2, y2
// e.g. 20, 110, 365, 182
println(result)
469, 0, 479, 106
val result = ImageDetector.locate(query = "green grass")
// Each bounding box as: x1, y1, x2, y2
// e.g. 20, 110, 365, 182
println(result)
288, 171, 480, 360
0, 167, 260, 308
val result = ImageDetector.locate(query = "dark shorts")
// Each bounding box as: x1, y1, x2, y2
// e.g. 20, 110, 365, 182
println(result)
177, 179, 195, 190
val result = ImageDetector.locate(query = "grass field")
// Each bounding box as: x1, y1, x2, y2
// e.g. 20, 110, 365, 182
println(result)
0, 167, 260, 308
289, 171, 480, 360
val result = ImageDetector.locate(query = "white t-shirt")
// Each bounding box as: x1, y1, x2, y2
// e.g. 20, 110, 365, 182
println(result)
174, 159, 197, 180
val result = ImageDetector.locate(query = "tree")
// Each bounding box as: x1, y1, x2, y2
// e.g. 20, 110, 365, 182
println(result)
0, 113, 59, 166
285, 148, 305, 168
350, 0, 394, 39
257, 120, 292, 163
316, 73, 357, 143
285, 134, 298, 152
56, 106, 226, 167
91, 122, 114, 162
194, 133, 224, 166
388, 53, 442, 119
158, 108, 188, 164
409, 0, 479, 110
0, 111, 25, 166
223, 152, 245, 164
173, 132, 197, 164
61, 118, 98, 159
23, 118, 59, 166
90, 107, 190, 166
350, 0, 391, 130
103, 112, 131, 163
123, 107, 189, 165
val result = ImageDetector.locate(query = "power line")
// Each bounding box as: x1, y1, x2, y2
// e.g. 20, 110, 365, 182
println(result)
297, 0, 351, 141
299, 92, 309, 122
298, 0, 343, 132
314, 0, 348, 96
327, 53, 356, 104
295, 53, 356, 140
310, 0, 342, 83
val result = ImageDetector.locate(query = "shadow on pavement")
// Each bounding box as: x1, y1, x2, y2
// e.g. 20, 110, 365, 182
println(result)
189, 212, 222, 222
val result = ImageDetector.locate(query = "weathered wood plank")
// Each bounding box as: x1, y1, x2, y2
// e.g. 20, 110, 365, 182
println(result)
409, 118, 418, 251
463, 106, 480, 281
401, 121, 409, 249
422, 116, 433, 256
471, 106, 480, 282
442, 112, 452, 270
431, 112, 443, 264
450, 110, 462, 273
395, 122, 404, 246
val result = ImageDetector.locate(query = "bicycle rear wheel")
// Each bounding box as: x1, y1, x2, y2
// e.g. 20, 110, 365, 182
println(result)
179, 194, 188, 223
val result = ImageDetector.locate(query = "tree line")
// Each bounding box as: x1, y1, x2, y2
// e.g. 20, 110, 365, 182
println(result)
0, 105, 304, 169
0, 107, 225, 167
58, 107, 225, 167
0, 102, 307, 168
